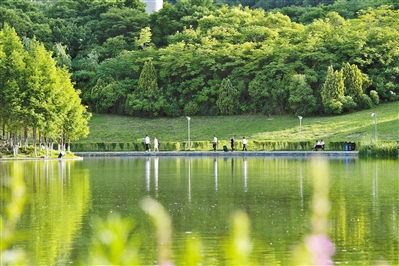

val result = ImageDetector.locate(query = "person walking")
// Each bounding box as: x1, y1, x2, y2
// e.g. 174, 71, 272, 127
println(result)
242, 137, 247, 151
145, 135, 150, 152
213, 135, 217, 151
154, 137, 159, 152
230, 136, 235, 151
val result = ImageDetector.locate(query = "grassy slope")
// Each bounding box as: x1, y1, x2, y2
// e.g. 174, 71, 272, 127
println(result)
76, 101, 399, 143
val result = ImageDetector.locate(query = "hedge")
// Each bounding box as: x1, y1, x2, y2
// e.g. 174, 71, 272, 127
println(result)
69, 140, 363, 152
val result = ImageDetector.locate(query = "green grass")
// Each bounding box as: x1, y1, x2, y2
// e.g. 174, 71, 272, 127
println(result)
76, 101, 399, 144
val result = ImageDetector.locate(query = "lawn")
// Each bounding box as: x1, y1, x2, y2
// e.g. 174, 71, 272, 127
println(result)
76, 101, 399, 144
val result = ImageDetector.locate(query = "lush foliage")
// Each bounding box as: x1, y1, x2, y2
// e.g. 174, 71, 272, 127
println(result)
0, 23, 91, 156
1, 0, 398, 118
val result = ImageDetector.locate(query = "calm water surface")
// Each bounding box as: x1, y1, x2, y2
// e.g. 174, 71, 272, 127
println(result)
1, 156, 398, 265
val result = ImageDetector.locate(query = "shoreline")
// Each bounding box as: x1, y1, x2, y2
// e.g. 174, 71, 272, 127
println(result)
0, 157, 84, 161
74, 151, 358, 157
0, 151, 359, 160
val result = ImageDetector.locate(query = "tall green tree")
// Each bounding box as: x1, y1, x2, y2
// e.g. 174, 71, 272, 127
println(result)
321, 65, 345, 114
138, 60, 159, 96
0, 24, 27, 149
22, 37, 66, 156
288, 74, 317, 115
341, 62, 363, 103
57, 67, 91, 151
126, 60, 163, 117
53, 42, 72, 68
216, 78, 239, 115
0, 24, 91, 156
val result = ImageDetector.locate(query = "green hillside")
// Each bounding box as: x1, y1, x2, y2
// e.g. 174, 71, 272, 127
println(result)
76, 101, 398, 144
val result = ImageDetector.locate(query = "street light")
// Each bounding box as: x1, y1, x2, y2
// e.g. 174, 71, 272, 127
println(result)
298, 116, 303, 149
186, 116, 191, 150
371, 113, 377, 141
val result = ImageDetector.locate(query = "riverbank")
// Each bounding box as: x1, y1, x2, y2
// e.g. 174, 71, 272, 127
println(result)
0, 156, 83, 161
74, 150, 358, 157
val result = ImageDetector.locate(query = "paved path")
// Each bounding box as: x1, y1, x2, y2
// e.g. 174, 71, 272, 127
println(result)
74, 151, 358, 158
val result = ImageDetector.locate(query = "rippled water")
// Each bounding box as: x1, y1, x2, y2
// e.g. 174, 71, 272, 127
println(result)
1, 156, 398, 265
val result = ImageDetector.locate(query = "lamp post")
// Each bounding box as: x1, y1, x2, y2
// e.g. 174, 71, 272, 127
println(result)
186, 116, 191, 150
371, 112, 377, 141
298, 116, 303, 149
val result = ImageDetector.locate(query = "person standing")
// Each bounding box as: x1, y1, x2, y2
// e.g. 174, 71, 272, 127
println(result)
154, 137, 159, 152
213, 135, 217, 151
145, 135, 150, 152
242, 137, 247, 151
230, 136, 235, 151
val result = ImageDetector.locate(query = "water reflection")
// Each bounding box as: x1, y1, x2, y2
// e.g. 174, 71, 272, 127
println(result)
299, 158, 303, 210
155, 157, 159, 198
1, 160, 91, 266
372, 162, 378, 209
243, 158, 248, 192
231, 158, 235, 180
4, 157, 399, 265
188, 158, 191, 202
146, 157, 150, 192
214, 158, 218, 191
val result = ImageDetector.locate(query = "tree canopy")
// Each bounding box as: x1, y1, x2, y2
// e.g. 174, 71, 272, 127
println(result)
0, 0, 398, 118
0, 23, 90, 155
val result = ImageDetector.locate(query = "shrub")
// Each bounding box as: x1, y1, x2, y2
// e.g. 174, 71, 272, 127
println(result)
369, 90, 379, 105
163, 99, 182, 117
359, 94, 373, 109
338, 95, 357, 111
184, 101, 199, 116
324, 99, 343, 114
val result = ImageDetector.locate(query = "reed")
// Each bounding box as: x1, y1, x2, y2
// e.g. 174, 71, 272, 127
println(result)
358, 142, 399, 159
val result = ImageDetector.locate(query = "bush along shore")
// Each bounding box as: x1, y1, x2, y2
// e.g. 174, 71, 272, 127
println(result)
358, 142, 399, 159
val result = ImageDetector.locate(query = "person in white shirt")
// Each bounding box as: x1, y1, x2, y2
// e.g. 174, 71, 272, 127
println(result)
242, 137, 247, 151
154, 137, 159, 152
213, 135, 217, 151
313, 140, 320, 149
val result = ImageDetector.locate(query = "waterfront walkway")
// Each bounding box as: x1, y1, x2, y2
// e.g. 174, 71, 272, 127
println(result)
74, 151, 358, 158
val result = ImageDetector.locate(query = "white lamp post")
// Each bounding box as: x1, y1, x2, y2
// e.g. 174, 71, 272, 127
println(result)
186, 116, 191, 150
298, 116, 303, 148
371, 112, 377, 141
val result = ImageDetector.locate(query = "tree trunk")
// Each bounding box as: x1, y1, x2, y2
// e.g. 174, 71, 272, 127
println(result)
24, 127, 28, 150
33, 127, 37, 157
44, 137, 48, 158
12, 133, 19, 157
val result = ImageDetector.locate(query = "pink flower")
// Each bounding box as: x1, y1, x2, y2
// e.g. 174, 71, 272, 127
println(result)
305, 234, 336, 265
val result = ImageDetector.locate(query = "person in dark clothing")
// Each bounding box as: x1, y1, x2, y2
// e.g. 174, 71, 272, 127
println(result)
230, 136, 235, 151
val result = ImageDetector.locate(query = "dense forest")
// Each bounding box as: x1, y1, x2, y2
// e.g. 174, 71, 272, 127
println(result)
1, 0, 399, 118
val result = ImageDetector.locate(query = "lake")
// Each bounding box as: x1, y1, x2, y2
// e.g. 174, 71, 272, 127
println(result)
1, 156, 398, 265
